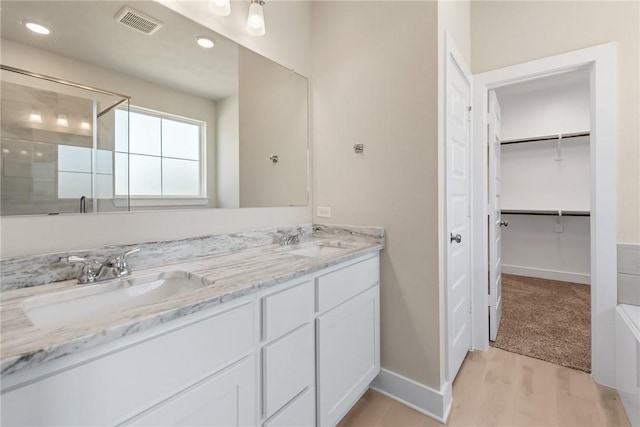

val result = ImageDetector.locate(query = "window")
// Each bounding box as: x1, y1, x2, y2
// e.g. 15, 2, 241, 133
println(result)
57, 145, 113, 199
114, 106, 205, 199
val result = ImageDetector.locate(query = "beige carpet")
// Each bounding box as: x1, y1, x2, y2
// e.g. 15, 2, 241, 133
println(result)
490, 274, 591, 372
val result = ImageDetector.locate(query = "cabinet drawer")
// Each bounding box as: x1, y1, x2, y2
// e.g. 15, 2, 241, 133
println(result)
263, 280, 313, 341
316, 255, 379, 313
1, 302, 255, 426
127, 356, 256, 427
263, 323, 314, 419
264, 388, 314, 427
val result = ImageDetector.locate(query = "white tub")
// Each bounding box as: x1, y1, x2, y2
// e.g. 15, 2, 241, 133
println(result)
616, 304, 640, 427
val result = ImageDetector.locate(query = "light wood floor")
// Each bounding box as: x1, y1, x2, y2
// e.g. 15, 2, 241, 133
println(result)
337, 348, 630, 427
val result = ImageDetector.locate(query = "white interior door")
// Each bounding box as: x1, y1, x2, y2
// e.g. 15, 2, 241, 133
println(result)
488, 90, 503, 341
446, 41, 472, 382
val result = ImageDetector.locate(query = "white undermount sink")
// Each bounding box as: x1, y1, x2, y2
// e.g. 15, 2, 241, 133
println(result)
281, 241, 352, 257
23, 271, 210, 329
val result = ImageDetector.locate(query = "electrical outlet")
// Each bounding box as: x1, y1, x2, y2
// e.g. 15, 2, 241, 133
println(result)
317, 206, 331, 218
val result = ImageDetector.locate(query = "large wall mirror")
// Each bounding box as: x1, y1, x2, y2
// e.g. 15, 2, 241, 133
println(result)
0, 1, 309, 216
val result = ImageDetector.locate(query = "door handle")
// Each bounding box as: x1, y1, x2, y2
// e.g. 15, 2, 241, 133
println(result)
499, 220, 509, 227
450, 233, 462, 244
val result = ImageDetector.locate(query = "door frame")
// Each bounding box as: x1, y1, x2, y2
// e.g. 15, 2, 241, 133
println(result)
470, 43, 618, 387
443, 31, 473, 384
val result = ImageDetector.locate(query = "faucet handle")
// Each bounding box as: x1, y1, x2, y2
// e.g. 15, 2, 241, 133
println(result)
67, 256, 101, 268
111, 247, 140, 277
106, 247, 140, 265
122, 248, 140, 259
66, 256, 100, 284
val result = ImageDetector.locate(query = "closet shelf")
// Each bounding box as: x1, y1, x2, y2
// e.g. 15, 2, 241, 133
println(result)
501, 209, 590, 217
501, 131, 590, 145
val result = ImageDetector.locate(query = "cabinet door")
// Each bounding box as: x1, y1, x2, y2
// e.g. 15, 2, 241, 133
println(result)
263, 324, 314, 418
127, 356, 256, 427
1, 301, 255, 427
316, 286, 380, 427
264, 388, 315, 427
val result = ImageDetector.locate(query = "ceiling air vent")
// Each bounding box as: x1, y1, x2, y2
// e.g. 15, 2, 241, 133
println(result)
115, 6, 163, 35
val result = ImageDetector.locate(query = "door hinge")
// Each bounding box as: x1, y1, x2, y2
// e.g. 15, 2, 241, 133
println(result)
467, 106, 472, 122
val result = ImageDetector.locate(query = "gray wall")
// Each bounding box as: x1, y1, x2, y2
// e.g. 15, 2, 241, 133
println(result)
470, 0, 640, 245
312, 1, 441, 389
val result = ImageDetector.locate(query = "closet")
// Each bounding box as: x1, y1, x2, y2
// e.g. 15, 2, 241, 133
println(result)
497, 70, 591, 285
490, 70, 592, 373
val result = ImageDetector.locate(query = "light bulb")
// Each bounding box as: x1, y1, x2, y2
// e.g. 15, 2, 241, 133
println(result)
29, 110, 42, 123
208, 0, 230, 16
23, 20, 51, 35
246, 0, 266, 36
57, 113, 68, 127
80, 119, 91, 130
196, 36, 215, 49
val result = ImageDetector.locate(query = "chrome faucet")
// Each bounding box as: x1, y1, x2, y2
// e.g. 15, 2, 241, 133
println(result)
279, 228, 304, 246
67, 248, 140, 284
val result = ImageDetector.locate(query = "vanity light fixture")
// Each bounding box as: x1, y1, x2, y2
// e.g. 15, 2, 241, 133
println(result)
246, 0, 266, 36
22, 20, 51, 35
56, 113, 69, 127
195, 36, 215, 49
29, 110, 43, 123
80, 119, 92, 130
208, 0, 231, 16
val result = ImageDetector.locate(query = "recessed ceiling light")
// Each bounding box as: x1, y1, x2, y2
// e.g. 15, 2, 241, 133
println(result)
208, 0, 231, 16
195, 36, 215, 49
22, 20, 51, 35
80, 119, 91, 131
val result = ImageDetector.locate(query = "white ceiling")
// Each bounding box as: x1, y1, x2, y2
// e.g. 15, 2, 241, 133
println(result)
495, 69, 590, 100
1, 1, 239, 101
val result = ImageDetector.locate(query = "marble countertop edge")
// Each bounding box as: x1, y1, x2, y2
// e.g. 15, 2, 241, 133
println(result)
1, 236, 383, 377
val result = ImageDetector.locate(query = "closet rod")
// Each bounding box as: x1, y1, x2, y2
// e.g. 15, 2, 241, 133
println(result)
501, 209, 590, 217
501, 131, 590, 145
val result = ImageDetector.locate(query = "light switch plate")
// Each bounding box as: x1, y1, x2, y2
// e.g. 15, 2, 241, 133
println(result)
317, 206, 331, 218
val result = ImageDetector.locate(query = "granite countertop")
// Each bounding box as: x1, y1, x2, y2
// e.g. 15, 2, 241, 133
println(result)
0, 225, 384, 377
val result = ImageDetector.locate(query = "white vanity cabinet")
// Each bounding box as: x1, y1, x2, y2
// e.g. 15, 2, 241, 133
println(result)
127, 356, 256, 426
1, 299, 257, 427
260, 280, 315, 425
1, 252, 381, 427
316, 256, 380, 427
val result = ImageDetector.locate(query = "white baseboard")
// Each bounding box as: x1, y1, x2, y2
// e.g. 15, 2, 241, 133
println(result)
370, 368, 452, 423
502, 265, 590, 285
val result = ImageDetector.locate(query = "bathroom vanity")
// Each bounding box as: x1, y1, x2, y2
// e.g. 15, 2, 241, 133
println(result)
0, 226, 383, 426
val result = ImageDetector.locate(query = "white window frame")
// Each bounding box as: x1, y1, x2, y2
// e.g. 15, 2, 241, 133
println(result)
114, 105, 208, 207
